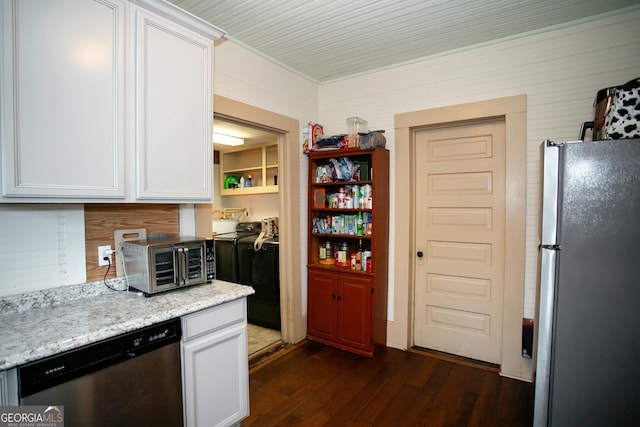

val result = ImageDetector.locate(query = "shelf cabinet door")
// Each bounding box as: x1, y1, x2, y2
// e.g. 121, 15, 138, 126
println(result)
307, 270, 338, 341
337, 274, 372, 352
1, 0, 126, 198
133, 7, 213, 201
308, 269, 373, 354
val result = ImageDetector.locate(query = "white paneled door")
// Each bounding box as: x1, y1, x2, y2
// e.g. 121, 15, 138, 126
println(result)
413, 120, 506, 364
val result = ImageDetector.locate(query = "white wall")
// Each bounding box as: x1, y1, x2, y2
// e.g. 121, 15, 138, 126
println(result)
318, 8, 640, 322
213, 39, 319, 123
0, 205, 86, 296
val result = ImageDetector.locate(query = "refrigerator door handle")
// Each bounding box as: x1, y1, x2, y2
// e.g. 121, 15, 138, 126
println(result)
534, 247, 558, 427
534, 140, 563, 426
541, 141, 561, 246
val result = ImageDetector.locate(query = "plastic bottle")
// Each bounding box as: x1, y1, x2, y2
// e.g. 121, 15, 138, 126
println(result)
352, 185, 359, 208
363, 184, 373, 208
338, 188, 345, 208
363, 250, 372, 272
356, 211, 363, 236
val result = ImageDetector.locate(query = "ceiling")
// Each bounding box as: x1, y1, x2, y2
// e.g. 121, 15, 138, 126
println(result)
167, 0, 638, 83
213, 117, 279, 151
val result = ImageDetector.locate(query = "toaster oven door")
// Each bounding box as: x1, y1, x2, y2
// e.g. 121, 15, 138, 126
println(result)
150, 247, 180, 292
149, 242, 206, 293
180, 242, 206, 285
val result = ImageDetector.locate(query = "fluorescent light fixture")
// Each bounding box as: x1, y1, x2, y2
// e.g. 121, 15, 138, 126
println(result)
213, 132, 244, 146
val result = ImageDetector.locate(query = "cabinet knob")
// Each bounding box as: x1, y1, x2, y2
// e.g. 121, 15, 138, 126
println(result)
337, 295, 342, 301
417, 251, 424, 258
332, 294, 336, 300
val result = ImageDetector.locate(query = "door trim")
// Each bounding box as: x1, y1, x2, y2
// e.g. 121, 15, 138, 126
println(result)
393, 95, 529, 380
195, 95, 305, 344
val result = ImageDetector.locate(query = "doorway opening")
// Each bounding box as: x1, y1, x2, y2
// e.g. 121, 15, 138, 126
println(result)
195, 95, 305, 364
213, 117, 284, 360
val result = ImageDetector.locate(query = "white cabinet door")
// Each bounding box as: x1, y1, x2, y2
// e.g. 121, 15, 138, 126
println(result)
133, 8, 213, 201
182, 324, 249, 427
0, 0, 126, 198
182, 299, 250, 427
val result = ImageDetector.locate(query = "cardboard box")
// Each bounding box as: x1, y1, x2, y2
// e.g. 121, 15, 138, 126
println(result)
303, 122, 324, 152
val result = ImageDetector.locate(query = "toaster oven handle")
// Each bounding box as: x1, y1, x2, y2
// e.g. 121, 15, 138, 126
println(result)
177, 247, 188, 286
172, 248, 180, 286
182, 247, 189, 285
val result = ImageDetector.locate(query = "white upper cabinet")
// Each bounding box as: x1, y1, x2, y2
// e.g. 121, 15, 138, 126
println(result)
0, 0, 224, 202
1, 0, 127, 198
133, 7, 213, 201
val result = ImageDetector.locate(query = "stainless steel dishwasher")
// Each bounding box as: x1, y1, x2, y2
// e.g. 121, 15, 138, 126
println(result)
18, 319, 183, 427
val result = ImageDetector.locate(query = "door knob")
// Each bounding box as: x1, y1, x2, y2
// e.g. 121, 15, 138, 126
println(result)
417, 251, 423, 258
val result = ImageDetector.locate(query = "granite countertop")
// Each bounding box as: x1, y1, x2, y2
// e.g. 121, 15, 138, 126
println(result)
0, 280, 254, 370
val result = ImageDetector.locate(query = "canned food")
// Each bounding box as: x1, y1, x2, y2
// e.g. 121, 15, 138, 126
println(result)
335, 242, 350, 268
319, 240, 335, 265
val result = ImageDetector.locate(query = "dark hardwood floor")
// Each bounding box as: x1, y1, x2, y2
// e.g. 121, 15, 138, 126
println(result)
242, 340, 533, 427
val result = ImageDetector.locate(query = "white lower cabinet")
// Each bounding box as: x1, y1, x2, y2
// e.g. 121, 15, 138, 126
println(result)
181, 298, 250, 427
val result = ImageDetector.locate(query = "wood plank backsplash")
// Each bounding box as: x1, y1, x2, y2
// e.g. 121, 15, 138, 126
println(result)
84, 204, 180, 282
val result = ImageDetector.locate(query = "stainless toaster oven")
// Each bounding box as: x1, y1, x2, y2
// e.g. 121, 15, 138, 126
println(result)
122, 236, 214, 295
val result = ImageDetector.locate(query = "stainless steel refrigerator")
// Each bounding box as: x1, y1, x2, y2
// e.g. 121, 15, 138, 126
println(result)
534, 138, 640, 426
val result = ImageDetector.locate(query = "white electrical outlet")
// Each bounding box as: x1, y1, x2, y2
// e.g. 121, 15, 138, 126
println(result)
98, 245, 112, 267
